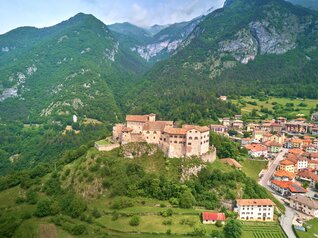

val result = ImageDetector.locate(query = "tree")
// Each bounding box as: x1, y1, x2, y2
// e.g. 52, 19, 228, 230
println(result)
302, 181, 309, 189
315, 182, 318, 190
34, 199, 52, 217
129, 215, 140, 226
224, 219, 242, 238
179, 190, 196, 209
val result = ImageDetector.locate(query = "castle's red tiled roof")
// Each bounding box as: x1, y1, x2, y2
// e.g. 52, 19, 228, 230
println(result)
143, 121, 173, 131
182, 125, 210, 132
126, 115, 150, 122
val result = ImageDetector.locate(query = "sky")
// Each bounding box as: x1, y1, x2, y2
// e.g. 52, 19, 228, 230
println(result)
0, 0, 225, 34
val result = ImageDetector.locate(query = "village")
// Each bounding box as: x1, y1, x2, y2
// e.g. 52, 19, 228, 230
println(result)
93, 111, 318, 237
209, 112, 318, 236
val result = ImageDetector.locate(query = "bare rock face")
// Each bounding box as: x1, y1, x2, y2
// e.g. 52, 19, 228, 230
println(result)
219, 28, 258, 64
249, 20, 297, 55
219, 6, 305, 64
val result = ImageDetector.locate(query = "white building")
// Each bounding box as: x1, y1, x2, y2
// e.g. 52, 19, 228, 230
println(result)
235, 199, 275, 221
73, 115, 78, 123
297, 157, 308, 171
289, 195, 318, 218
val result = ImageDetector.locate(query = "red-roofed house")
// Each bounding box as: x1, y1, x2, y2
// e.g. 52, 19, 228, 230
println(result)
279, 159, 296, 173
273, 170, 296, 181
264, 141, 282, 153
270, 180, 307, 196
202, 212, 226, 224
245, 144, 268, 158
297, 170, 318, 188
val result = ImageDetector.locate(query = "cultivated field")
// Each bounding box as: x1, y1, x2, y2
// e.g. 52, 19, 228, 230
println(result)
241, 222, 287, 238
232, 96, 318, 118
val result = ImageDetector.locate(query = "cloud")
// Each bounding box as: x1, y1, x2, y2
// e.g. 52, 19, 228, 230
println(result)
0, 0, 226, 34
131, 3, 149, 25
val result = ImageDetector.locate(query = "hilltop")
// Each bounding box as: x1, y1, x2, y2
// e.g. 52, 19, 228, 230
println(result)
0, 137, 284, 238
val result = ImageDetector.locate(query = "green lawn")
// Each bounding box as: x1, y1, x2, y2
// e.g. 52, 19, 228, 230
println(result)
232, 96, 318, 118
241, 159, 268, 181
241, 221, 287, 238
295, 218, 318, 238
95, 139, 111, 146
97, 213, 222, 235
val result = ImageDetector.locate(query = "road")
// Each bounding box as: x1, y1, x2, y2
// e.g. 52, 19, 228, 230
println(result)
258, 148, 297, 238
260, 148, 288, 187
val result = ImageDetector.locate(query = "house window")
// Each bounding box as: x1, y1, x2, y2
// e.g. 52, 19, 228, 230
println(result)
188, 143, 191, 145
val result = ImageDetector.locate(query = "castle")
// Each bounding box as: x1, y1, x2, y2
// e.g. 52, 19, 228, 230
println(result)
113, 114, 215, 160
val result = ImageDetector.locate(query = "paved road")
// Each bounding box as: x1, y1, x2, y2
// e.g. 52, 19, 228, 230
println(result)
260, 149, 288, 187
258, 149, 296, 238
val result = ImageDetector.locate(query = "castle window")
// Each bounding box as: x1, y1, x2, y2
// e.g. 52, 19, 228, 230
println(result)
154, 131, 157, 134
189, 137, 193, 140
174, 141, 177, 143
188, 143, 192, 145
147, 131, 150, 134
153, 137, 155, 139
194, 137, 198, 140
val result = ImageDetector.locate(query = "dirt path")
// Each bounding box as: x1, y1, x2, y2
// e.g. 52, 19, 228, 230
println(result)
39, 224, 57, 238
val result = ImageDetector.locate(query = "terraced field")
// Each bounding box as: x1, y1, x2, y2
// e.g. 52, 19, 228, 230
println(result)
242, 222, 287, 238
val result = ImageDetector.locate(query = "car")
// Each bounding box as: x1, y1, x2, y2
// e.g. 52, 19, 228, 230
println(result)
296, 218, 303, 224
313, 194, 318, 200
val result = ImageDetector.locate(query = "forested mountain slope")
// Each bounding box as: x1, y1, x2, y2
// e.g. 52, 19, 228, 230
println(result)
127, 0, 318, 122
0, 13, 147, 123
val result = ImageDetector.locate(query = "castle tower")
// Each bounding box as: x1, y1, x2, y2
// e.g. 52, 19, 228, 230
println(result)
148, 113, 156, 122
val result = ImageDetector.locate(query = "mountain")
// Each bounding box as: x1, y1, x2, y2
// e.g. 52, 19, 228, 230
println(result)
287, 0, 318, 10
109, 17, 205, 63
127, 0, 318, 121
0, 13, 147, 123
146, 24, 170, 36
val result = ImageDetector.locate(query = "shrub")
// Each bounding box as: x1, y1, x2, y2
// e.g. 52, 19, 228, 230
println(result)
215, 220, 223, 227
71, 224, 87, 236
189, 226, 206, 236
92, 208, 101, 218
162, 219, 173, 225
26, 190, 38, 205
110, 196, 134, 210
169, 197, 179, 206
111, 211, 119, 221
15, 197, 25, 204
129, 215, 140, 226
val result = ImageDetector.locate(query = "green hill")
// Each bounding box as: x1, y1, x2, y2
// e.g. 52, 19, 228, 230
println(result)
0, 140, 284, 238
